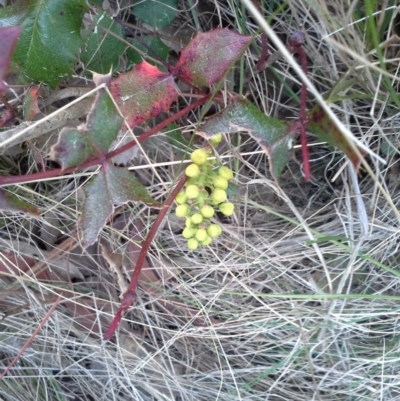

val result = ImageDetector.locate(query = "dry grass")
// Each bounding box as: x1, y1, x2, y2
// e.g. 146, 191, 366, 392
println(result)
1, 0, 400, 400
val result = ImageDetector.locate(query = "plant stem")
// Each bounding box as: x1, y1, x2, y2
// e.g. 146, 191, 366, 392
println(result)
103, 173, 187, 341
0, 295, 62, 380
289, 29, 310, 180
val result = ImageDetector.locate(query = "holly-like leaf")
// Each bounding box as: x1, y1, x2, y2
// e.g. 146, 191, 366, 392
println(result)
110, 60, 178, 128
306, 104, 363, 168
23, 86, 41, 121
81, 163, 161, 247
132, 0, 177, 29
173, 28, 253, 87
2, 0, 88, 87
0, 27, 21, 93
197, 98, 292, 179
51, 72, 159, 246
81, 12, 126, 74
51, 73, 124, 169
0, 188, 38, 216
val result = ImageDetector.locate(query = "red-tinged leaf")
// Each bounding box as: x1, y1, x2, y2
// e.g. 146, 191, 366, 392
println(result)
0, 108, 13, 128
110, 60, 178, 128
0, 27, 21, 93
51, 73, 123, 169
197, 98, 293, 179
51, 127, 98, 168
81, 163, 161, 247
23, 87, 41, 121
306, 104, 363, 168
173, 28, 252, 87
0, 188, 39, 216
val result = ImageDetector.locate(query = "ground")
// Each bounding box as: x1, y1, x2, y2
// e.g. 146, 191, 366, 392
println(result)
1, 1, 400, 400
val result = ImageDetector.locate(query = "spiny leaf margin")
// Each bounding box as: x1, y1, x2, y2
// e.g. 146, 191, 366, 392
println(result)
81, 163, 161, 247
197, 98, 293, 179
173, 28, 253, 87
50, 73, 124, 169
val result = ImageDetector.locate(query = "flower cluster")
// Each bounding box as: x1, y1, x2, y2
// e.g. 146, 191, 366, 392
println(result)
175, 139, 234, 250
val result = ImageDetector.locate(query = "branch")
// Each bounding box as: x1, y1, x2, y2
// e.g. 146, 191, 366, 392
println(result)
103, 173, 188, 341
0, 95, 210, 186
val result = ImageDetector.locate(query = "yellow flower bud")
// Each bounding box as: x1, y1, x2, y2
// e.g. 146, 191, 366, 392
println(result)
195, 228, 208, 242
211, 188, 227, 204
210, 133, 222, 146
207, 224, 222, 238
200, 205, 214, 219
175, 191, 188, 204
187, 238, 199, 250
175, 204, 190, 217
219, 202, 234, 217
182, 227, 196, 239
185, 163, 200, 178
213, 175, 228, 190
186, 184, 200, 199
191, 149, 208, 165
218, 166, 233, 181
200, 235, 212, 246
191, 213, 203, 224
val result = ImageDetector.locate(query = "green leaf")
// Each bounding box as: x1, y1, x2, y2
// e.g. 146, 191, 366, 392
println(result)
51, 72, 159, 246
126, 35, 170, 68
380, 135, 398, 158
166, 123, 190, 153
306, 235, 355, 246
110, 60, 178, 128
226, 182, 240, 198
0, 188, 38, 216
132, 0, 177, 29
51, 73, 124, 169
174, 28, 253, 87
2, 0, 88, 87
81, 163, 161, 246
197, 98, 292, 179
306, 104, 363, 168
81, 12, 126, 74
0, 0, 32, 26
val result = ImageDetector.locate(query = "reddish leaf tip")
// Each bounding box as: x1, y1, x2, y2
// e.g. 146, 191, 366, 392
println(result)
110, 60, 178, 128
0, 27, 21, 93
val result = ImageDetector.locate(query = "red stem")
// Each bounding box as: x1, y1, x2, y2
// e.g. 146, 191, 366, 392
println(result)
297, 45, 310, 181
288, 28, 310, 181
256, 32, 268, 72
0, 95, 210, 186
107, 94, 210, 160
250, 1, 269, 72
0, 295, 62, 380
103, 173, 188, 341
